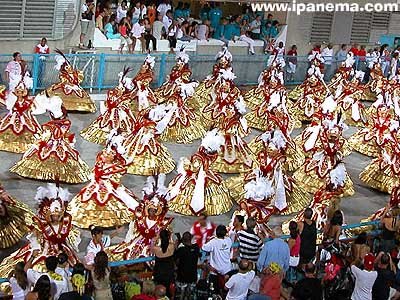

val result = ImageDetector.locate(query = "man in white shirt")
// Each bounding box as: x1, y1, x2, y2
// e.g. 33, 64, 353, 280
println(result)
322, 43, 334, 80
4, 52, 22, 90
249, 15, 262, 40
202, 225, 232, 294
162, 10, 173, 32
157, 0, 171, 18
80, 0, 95, 48
116, 0, 128, 23
351, 253, 378, 300
225, 260, 255, 300
131, 19, 146, 53
25, 255, 69, 300
153, 13, 166, 40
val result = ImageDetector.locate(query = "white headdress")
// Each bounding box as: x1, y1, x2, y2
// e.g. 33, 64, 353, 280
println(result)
55, 55, 66, 71
35, 183, 71, 203
215, 46, 232, 62
176, 47, 190, 64
329, 163, 346, 189
201, 129, 224, 153
144, 55, 156, 69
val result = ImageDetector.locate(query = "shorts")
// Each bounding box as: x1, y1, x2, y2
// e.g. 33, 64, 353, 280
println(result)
81, 20, 90, 35
288, 62, 297, 74
120, 36, 132, 46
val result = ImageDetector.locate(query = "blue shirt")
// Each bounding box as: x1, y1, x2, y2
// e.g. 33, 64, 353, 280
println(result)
182, 8, 190, 19
257, 238, 290, 272
269, 26, 279, 38
199, 8, 209, 21
214, 24, 225, 39
209, 8, 222, 30
174, 8, 185, 19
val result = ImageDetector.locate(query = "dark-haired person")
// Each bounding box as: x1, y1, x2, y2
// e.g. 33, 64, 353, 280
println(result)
380, 203, 399, 253
190, 213, 215, 248
59, 263, 91, 300
80, 0, 95, 48
202, 225, 233, 294
237, 217, 263, 263
298, 208, 317, 266
56, 252, 72, 290
224, 259, 255, 300
287, 221, 301, 283
152, 229, 176, 297
351, 232, 370, 262
291, 263, 322, 300
85, 251, 112, 300
372, 252, 396, 300
143, 17, 157, 52
8, 262, 29, 300
26, 275, 52, 300
323, 209, 343, 247
25, 255, 69, 300
4, 52, 22, 89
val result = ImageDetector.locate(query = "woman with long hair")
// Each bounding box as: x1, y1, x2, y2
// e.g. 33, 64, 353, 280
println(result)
324, 210, 343, 246
287, 221, 301, 283
151, 229, 176, 298
85, 251, 112, 300
8, 262, 28, 300
26, 275, 52, 300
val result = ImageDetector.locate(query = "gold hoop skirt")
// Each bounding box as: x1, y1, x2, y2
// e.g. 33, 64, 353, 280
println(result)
359, 160, 400, 194
126, 146, 175, 176
45, 89, 96, 113
0, 130, 38, 153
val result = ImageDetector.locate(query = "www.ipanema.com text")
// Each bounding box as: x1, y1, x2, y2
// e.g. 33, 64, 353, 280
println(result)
251, 1, 400, 15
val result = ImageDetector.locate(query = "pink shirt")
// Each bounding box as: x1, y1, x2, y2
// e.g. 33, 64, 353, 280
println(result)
5, 61, 21, 77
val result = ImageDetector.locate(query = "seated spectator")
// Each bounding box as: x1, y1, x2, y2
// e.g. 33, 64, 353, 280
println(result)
167, 20, 178, 53
196, 19, 210, 41
224, 15, 241, 42
104, 15, 121, 40
143, 18, 157, 52
118, 17, 133, 53
177, 21, 193, 41
147, 1, 156, 24
351, 253, 377, 300
116, 0, 128, 23
162, 10, 173, 33
152, 13, 165, 40
269, 20, 280, 39
237, 217, 263, 263
157, 0, 171, 18
182, 3, 191, 20
225, 259, 255, 300
351, 232, 370, 262
131, 18, 146, 53
96, 10, 106, 33
291, 263, 322, 300
214, 18, 228, 44
59, 263, 91, 300
187, 21, 198, 39
174, 1, 185, 20
239, 19, 255, 55
248, 262, 283, 300
202, 225, 233, 294
249, 15, 262, 40
154, 285, 169, 300
132, 280, 156, 300
372, 252, 396, 300
8, 262, 29, 300
26, 275, 52, 300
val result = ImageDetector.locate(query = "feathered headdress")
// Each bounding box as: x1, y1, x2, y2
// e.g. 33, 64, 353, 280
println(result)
220, 68, 236, 81
141, 175, 169, 216
176, 46, 190, 64
354, 70, 365, 81
244, 170, 274, 201
201, 129, 224, 153
308, 51, 325, 64
329, 163, 346, 189
118, 66, 134, 90
144, 55, 156, 69
54, 49, 70, 71
215, 46, 232, 62
106, 129, 126, 155
35, 183, 71, 219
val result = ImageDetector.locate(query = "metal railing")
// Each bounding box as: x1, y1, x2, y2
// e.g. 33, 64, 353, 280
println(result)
0, 220, 381, 284
0, 53, 386, 95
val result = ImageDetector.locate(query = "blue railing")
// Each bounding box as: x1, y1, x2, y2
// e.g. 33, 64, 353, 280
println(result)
0, 53, 384, 95
0, 220, 381, 284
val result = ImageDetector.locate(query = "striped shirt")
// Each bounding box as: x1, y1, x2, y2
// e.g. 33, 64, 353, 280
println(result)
237, 229, 263, 262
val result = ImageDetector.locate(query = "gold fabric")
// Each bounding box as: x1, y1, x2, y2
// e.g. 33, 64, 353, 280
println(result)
46, 89, 96, 113
0, 129, 36, 153
126, 146, 175, 176
359, 160, 400, 193
10, 155, 91, 184
211, 146, 253, 174
190, 81, 212, 110
80, 123, 109, 145
348, 132, 381, 158
168, 179, 233, 216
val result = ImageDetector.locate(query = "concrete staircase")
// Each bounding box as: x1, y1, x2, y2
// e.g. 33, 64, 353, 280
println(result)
0, 0, 23, 39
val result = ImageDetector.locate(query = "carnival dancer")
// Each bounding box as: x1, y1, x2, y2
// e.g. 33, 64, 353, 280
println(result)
293, 114, 354, 196
123, 107, 175, 176
0, 184, 80, 277
364, 57, 387, 101
167, 129, 234, 216
107, 175, 173, 261
283, 162, 347, 234
245, 55, 301, 131
68, 132, 139, 229
191, 46, 233, 110
10, 100, 91, 184
129, 55, 158, 113
0, 184, 34, 249
38, 50, 96, 112
0, 84, 6, 106
289, 52, 329, 122
227, 135, 311, 217
0, 74, 42, 153
359, 130, 400, 193
327, 52, 355, 92
203, 69, 253, 173
80, 68, 137, 145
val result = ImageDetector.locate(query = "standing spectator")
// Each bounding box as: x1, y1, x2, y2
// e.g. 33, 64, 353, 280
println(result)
35, 37, 49, 86
351, 232, 370, 262
4, 52, 22, 89
86, 251, 112, 299
152, 13, 165, 40
56, 253, 71, 286
380, 203, 398, 253
147, 1, 157, 24
358, 45, 367, 59
351, 253, 378, 300
390, 52, 399, 79
350, 43, 360, 56
291, 263, 323, 300
372, 252, 396, 300
237, 217, 263, 263
157, 0, 171, 18
8, 262, 29, 300
116, 1, 128, 23
174, 232, 201, 296
224, 260, 255, 300
191, 214, 216, 248
248, 262, 284, 300
59, 263, 91, 300
167, 20, 178, 53
275, 41, 285, 58
182, 3, 191, 20
262, 14, 274, 39
215, 18, 229, 44
298, 208, 317, 266
286, 45, 297, 82
173, 2, 184, 20
239, 19, 255, 55
118, 17, 133, 53
152, 229, 176, 297
208, 2, 222, 37
25, 255, 69, 300
257, 227, 290, 273
229, 215, 245, 261
162, 10, 173, 32
249, 15, 262, 40
143, 18, 157, 52
130, 1, 142, 25
104, 15, 121, 40
26, 275, 52, 300
199, 3, 210, 22
287, 221, 301, 283
85, 225, 112, 266
80, 0, 95, 49
322, 43, 334, 80
195, 20, 210, 41
202, 225, 233, 294
95, 10, 106, 33
323, 209, 343, 247
154, 285, 168, 300
336, 44, 348, 62
131, 18, 146, 53
310, 43, 321, 54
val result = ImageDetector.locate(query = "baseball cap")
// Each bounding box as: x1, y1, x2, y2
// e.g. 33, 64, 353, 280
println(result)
364, 253, 375, 271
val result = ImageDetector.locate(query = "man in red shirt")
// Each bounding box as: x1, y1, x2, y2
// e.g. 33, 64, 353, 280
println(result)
349, 43, 359, 56
358, 45, 367, 61
310, 43, 321, 54
34, 37, 50, 85
190, 213, 215, 248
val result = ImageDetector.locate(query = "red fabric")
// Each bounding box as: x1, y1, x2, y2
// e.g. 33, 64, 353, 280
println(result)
311, 47, 321, 54
131, 295, 156, 300
259, 274, 282, 300
358, 49, 367, 61
190, 221, 215, 248
350, 48, 359, 56
290, 235, 301, 256
364, 253, 375, 271
119, 25, 128, 36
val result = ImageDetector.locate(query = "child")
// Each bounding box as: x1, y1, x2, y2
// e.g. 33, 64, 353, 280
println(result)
119, 17, 133, 53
